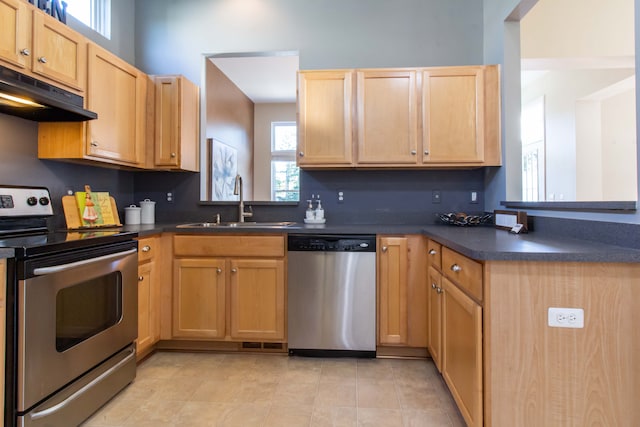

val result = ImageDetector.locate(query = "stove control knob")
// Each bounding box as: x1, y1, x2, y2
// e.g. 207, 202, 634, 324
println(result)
39, 197, 50, 206
27, 196, 38, 206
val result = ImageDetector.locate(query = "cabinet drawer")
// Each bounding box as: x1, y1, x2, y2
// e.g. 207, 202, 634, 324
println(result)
174, 234, 285, 257
137, 236, 158, 263
426, 239, 442, 269
442, 247, 482, 302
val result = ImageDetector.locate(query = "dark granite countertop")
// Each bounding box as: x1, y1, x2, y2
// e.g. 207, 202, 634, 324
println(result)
121, 222, 640, 263
0, 248, 14, 259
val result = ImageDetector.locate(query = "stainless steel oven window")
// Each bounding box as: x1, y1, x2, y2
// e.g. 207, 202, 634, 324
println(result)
55, 271, 123, 352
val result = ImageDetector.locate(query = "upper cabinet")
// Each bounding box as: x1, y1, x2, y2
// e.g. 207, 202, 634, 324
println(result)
38, 43, 147, 168
0, 0, 85, 92
150, 75, 200, 172
297, 70, 355, 166
297, 65, 501, 169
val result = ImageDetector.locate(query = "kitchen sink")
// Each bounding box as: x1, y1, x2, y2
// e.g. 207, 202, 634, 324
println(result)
176, 221, 298, 228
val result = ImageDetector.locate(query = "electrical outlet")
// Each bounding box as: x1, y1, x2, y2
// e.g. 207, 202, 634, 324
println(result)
432, 190, 441, 204
337, 190, 344, 204
548, 307, 584, 328
166, 192, 174, 203
470, 191, 478, 203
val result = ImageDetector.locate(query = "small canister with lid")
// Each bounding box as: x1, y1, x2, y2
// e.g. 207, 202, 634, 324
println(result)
124, 205, 141, 225
140, 199, 156, 224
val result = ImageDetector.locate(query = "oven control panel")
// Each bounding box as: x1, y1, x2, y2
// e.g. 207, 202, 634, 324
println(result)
0, 186, 53, 217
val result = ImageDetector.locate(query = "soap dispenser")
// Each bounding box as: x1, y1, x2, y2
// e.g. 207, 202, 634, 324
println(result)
305, 199, 315, 220
315, 197, 324, 220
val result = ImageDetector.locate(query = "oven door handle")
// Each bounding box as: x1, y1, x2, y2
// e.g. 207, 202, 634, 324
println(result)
29, 346, 136, 421
32, 248, 138, 276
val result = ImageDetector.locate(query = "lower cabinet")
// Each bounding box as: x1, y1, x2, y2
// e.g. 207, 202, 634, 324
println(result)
136, 235, 161, 358
172, 234, 286, 343
427, 265, 443, 372
377, 235, 427, 349
441, 276, 483, 427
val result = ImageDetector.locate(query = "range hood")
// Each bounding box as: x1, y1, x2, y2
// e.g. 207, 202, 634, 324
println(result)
0, 64, 97, 122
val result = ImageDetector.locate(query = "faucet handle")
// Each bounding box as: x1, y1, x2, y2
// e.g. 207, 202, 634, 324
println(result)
215, 213, 221, 224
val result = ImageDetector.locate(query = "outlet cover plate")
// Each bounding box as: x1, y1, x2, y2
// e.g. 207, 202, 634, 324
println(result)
548, 307, 584, 328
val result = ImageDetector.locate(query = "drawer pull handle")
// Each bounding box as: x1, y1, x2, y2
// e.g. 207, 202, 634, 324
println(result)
141, 245, 151, 252
382, 246, 388, 253
138, 276, 144, 282
424, 150, 430, 155
431, 283, 437, 289
436, 287, 443, 294
38, 56, 47, 64
20, 48, 30, 56
216, 268, 222, 274
231, 268, 237, 273
170, 152, 176, 158
451, 264, 462, 273
410, 150, 417, 155
299, 152, 304, 157
428, 249, 437, 255
90, 141, 99, 147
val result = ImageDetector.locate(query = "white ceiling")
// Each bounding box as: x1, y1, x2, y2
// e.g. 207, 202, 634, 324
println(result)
208, 54, 299, 104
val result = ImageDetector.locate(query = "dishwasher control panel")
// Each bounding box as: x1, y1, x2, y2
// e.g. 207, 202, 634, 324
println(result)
288, 234, 376, 252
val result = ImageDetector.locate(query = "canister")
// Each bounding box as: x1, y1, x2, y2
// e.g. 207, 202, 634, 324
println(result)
124, 205, 141, 225
140, 199, 156, 224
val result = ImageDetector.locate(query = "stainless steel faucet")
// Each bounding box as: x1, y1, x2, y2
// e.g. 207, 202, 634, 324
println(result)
233, 174, 253, 222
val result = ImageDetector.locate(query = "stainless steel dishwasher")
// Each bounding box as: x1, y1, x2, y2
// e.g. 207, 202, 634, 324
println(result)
288, 234, 376, 357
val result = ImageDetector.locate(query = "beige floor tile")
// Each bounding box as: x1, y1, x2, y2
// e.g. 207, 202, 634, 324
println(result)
82, 396, 142, 426
402, 408, 454, 427
396, 383, 442, 411
264, 403, 314, 426
151, 375, 206, 401
273, 381, 319, 405
357, 379, 401, 409
311, 406, 358, 427
315, 381, 357, 407
190, 378, 245, 402
356, 359, 395, 380
217, 402, 271, 426
120, 399, 186, 426
357, 408, 404, 427
321, 360, 358, 384
174, 401, 230, 426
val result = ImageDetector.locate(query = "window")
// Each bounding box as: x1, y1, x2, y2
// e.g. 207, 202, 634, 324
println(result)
271, 122, 299, 201
64, 0, 111, 39
521, 97, 546, 202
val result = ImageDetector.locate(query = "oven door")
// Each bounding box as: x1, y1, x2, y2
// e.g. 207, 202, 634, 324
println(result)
17, 242, 137, 412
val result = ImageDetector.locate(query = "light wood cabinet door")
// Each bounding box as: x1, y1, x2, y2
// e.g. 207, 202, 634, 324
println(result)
378, 236, 408, 345
86, 43, 145, 165
32, 9, 85, 92
356, 69, 418, 165
0, 0, 30, 70
173, 258, 226, 339
136, 260, 156, 356
427, 266, 443, 372
297, 70, 355, 166
422, 67, 484, 164
153, 75, 199, 171
442, 276, 483, 427
229, 259, 285, 341
378, 235, 428, 347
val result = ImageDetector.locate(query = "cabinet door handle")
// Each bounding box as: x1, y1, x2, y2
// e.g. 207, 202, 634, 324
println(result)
410, 150, 417, 155
90, 141, 99, 147
382, 246, 388, 253
141, 245, 151, 252
216, 268, 222, 274
170, 152, 176, 158
451, 264, 462, 272
436, 287, 443, 294
37, 56, 47, 64
299, 152, 304, 157
20, 48, 30, 56
428, 249, 437, 255
138, 275, 144, 282
424, 150, 430, 155
231, 268, 237, 273
431, 283, 437, 289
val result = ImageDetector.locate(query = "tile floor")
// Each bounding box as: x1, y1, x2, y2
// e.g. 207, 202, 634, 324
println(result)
82, 351, 466, 427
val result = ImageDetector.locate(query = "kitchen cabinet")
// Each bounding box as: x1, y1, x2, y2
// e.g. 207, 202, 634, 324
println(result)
151, 75, 200, 171
377, 235, 427, 349
421, 66, 499, 165
0, 259, 5, 424
356, 69, 419, 165
297, 70, 355, 166
427, 241, 483, 427
0, 0, 85, 92
297, 65, 501, 169
38, 42, 147, 168
136, 236, 161, 359
172, 234, 286, 343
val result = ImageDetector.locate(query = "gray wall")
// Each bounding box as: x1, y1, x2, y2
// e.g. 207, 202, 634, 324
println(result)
134, 0, 484, 82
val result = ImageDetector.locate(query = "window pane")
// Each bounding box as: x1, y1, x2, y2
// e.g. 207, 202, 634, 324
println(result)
64, 0, 91, 26
272, 161, 299, 201
273, 123, 297, 151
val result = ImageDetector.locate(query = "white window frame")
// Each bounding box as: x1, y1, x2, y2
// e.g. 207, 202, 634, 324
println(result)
521, 96, 546, 202
270, 121, 299, 201
65, 0, 111, 39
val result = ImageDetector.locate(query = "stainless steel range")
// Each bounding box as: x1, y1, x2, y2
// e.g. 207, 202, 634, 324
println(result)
0, 186, 138, 427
